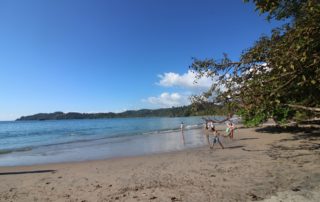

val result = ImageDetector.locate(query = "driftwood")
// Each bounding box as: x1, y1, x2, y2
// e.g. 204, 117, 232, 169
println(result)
286, 104, 320, 113
202, 113, 233, 124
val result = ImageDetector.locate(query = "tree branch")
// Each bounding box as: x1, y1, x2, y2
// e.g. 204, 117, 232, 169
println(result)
270, 75, 297, 97
286, 104, 320, 112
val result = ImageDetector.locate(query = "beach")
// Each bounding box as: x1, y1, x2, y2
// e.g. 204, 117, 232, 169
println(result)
0, 126, 319, 202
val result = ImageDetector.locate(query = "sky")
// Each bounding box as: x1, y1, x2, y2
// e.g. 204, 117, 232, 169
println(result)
0, 0, 283, 121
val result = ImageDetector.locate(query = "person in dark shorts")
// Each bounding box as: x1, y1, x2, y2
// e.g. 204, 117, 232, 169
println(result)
210, 126, 224, 149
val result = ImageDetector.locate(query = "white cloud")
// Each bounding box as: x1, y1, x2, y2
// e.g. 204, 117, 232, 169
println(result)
142, 70, 219, 108
157, 70, 213, 90
142, 92, 190, 108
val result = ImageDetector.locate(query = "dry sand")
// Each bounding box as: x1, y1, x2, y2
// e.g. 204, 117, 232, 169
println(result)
0, 126, 319, 202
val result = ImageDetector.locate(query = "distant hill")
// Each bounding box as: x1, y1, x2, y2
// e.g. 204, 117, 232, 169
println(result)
16, 105, 224, 121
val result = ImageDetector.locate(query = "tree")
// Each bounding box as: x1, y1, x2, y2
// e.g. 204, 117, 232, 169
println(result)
190, 0, 320, 126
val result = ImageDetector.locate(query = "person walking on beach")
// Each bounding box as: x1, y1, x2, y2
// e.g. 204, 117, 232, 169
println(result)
210, 126, 224, 149
205, 125, 224, 149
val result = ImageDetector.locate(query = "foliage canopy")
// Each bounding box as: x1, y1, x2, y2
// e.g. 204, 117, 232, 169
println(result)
190, 0, 320, 126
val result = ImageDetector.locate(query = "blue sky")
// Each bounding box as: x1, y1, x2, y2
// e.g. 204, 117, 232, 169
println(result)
0, 0, 283, 120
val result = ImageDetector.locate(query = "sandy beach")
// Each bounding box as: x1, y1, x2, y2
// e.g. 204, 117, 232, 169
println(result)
0, 126, 319, 202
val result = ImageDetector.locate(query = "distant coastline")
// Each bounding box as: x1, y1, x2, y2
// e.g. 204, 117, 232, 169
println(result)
16, 105, 224, 121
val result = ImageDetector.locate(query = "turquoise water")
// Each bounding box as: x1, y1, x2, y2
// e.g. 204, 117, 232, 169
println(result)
0, 116, 221, 166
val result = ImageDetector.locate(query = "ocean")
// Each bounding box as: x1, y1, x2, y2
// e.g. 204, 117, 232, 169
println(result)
0, 116, 225, 166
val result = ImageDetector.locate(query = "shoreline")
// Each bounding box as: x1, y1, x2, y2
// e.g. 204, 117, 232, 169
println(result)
0, 126, 207, 167
0, 124, 232, 167
1, 126, 319, 201
0, 117, 210, 167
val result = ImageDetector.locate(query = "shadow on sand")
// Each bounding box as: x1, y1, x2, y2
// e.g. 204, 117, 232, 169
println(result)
238, 138, 259, 141
255, 126, 320, 141
0, 169, 56, 176
226, 145, 245, 149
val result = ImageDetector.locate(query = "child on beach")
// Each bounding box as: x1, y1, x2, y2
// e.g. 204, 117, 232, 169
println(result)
211, 126, 224, 149
205, 125, 224, 149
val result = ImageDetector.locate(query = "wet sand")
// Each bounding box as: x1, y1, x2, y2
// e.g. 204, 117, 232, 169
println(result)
0, 126, 319, 201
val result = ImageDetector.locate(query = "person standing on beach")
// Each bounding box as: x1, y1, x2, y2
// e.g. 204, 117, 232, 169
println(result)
205, 121, 213, 147
226, 122, 235, 139
180, 122, 185, 145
